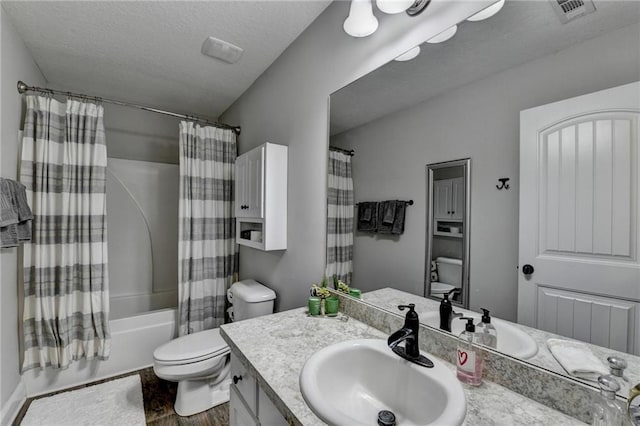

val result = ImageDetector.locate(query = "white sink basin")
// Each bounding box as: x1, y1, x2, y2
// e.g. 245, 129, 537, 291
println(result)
299, 339, 466, 426
421, 311, 538, 359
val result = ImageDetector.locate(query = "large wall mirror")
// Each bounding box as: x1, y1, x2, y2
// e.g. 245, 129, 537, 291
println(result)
327, 0, 640, 398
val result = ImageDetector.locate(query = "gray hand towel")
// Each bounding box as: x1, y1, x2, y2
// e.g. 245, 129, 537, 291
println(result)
376, 201, 393, 234
0, 178, 19, 227
382, 201, 396, 225
0, 178, 33, 247
357, 202, 378, 232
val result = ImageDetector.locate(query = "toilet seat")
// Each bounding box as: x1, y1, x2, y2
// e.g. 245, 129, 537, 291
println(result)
154, 328, 229, 365
431, 282, 455, 294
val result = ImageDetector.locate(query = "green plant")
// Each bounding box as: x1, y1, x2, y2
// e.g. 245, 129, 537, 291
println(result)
310, 284, 330, 299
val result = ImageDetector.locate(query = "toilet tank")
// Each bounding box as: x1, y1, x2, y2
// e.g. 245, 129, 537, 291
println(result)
435, 257, 462, 286
229, 279, 276, 321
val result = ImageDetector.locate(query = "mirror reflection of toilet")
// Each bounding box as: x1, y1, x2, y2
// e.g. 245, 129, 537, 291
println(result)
152, 279, 276, 416
431, 257, 462, 300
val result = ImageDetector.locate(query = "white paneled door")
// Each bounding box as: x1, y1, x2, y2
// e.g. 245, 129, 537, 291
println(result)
519, 82, 640, 355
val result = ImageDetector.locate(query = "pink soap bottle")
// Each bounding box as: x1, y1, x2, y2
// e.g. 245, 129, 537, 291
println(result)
456, 317, 483, 386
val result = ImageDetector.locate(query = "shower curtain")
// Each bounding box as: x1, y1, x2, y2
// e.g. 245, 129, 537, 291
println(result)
20, 95, 111, 371
178, 122, 237, 336
325, 150, 354, 284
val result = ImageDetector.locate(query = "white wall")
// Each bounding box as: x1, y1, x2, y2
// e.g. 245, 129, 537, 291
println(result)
0, 5, 47, 418
221, 1, 491, 312
331, 23, 640, 321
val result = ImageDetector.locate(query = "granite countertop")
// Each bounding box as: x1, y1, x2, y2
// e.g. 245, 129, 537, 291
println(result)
362, 288, 639, 399
220, 307, 585, 425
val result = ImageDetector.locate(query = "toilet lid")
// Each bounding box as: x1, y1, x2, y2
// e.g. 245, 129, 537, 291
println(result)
154, 328, 229, 364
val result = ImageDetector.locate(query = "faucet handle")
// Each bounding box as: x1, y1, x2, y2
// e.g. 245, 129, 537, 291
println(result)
607, 355, 627, 377
398, 304, 416, 312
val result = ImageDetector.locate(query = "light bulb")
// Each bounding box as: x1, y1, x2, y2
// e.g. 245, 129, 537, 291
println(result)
376, 0, 415, 14
394, 46, 420, 61
344, 0, 379, 38
467, 0, 505, 22
427, 25, 457, 44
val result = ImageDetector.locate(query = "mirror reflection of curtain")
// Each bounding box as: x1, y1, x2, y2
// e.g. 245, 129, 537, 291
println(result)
20, 95, 111, 371
325, 150, 354, 284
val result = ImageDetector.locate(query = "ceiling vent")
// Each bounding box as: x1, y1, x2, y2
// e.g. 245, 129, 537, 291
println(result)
201, 37, 243, 64
551, 0, 596, 24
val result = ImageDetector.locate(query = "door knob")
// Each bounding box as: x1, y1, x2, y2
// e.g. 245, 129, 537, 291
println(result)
522, 264, 534, 275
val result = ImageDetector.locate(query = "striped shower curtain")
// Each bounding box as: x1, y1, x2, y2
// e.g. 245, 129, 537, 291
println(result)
178, 122, 237, 336
20, 95, 110, 371
325, 150, 354, 284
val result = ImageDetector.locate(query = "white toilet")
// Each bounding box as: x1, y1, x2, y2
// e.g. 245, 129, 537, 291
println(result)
431, 257, 462, 299
153, 279, 276, 416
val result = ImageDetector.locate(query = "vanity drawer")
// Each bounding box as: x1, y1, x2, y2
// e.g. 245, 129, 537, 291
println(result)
230, 383, 259, 426
230, 352, 257, 413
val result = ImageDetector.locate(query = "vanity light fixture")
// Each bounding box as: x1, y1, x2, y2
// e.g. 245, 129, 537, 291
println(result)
343, 0, 429, 38
376, 0, 415, 15
343, 0, 379, 38
394, 45, 421, 61
426, 25, 457, 44
467, 0, 505, 22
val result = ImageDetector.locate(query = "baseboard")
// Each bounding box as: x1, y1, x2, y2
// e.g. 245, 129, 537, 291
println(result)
1, 379, 26, 426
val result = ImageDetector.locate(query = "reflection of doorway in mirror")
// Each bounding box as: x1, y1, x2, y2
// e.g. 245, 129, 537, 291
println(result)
426, 160, 471, 308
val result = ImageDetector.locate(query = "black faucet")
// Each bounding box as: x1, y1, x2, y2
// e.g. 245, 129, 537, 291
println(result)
387, 304, 434, 368
439, 288, 462, 332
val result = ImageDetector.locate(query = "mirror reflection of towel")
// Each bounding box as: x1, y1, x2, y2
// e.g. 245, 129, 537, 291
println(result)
377, 201, 406, 235
357, 202, 378, 232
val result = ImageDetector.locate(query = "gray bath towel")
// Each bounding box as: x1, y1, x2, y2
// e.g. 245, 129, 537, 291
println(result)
357, 202, 378, 232
377, 200, 406, 235
0, 178, 19, 227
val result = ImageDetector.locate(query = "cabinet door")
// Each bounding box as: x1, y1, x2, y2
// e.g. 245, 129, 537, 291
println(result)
230, 384, 259, 426
235, 147, 264, 218
235, 155, 248, 217
450, 177, 465, 220
245, 146, 264, 218
433, 179, 452, 219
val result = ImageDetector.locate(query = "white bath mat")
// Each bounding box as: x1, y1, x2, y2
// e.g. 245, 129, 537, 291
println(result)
21, 375, 146, 426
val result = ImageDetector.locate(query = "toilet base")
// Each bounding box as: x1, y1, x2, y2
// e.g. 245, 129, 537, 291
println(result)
174, 371, 231, 416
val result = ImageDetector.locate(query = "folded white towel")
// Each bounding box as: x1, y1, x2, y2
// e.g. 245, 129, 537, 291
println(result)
547, 338, 608, 381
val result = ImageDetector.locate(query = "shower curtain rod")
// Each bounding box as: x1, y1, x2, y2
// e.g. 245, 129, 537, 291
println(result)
16, 80, 241, 135
329, 146, 354, 156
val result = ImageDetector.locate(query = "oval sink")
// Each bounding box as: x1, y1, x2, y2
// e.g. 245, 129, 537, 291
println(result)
300, 339, 466, 426
421, 311, 538, 359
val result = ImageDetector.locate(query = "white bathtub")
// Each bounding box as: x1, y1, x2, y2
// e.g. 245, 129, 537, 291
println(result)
22, 308, 177, 397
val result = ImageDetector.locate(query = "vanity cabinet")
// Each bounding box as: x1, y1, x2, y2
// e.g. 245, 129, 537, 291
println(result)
235, 142, 287, 251
229, 352, 287, 426
433, 177, 464, 221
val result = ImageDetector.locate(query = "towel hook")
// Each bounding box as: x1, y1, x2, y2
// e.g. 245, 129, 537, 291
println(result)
496, 178, 510, 190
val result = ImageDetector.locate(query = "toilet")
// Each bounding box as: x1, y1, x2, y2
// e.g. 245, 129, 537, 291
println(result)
431, 257, 462, 299
153, 279, 276, 416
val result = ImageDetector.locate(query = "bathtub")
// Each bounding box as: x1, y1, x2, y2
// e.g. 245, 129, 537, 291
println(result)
22, 308, 177, 397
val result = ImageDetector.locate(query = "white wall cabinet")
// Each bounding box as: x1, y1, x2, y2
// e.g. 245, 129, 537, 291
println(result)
235, 143, 287, 251
433, 177, 464, 221
229, 353, 287, 426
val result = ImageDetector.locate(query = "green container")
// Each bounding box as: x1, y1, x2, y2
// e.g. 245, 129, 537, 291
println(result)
308, 297, 321, 316
325, 296, 339, 315
349, 288, 362, 299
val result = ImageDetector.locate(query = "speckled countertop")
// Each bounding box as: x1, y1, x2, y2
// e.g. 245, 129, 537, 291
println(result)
362, 288, 639, 399
220, 307, 584, 425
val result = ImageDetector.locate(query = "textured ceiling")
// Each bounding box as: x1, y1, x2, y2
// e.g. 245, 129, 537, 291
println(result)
331, 1, 640, 135
3, 0, 331, 120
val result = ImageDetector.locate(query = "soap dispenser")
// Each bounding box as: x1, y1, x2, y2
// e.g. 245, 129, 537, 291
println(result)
439, 292, 453, 332
476, 308, 498, 349
456, 317, 483, 386
592, 375, 628, 425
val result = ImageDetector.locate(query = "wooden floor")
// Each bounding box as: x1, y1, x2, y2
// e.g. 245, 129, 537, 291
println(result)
13, 368, 229, 426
